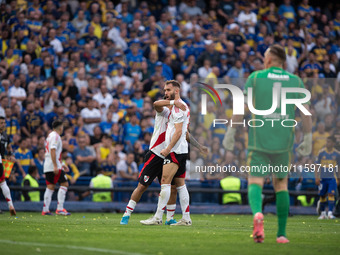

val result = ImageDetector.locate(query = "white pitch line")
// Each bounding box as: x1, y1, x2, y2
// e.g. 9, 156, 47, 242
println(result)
0, 239, 144, 255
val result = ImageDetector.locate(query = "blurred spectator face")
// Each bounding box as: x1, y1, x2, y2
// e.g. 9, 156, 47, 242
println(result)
38, 148, 45, 160
87, 99, 95, 109
94, 126, 102, 137
57, 106, 64, 116
5, 107, 11, 118
317, 122, 325, 133
24, 54, 31, 64
78, 136, 86, 148
127, 153, 135, 164
20, 138, 28, 150
26, 102, 34, 113
130, 115, 138, 125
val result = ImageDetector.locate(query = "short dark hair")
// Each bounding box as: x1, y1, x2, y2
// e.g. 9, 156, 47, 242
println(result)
165, 80, 181, 89
268, 44, 286, 63
19, 137, 27, 144
327, 135, 335, 141
52, 119, 63, 129
28, 166, 38, 175
0, 116, 5, 120
102, 134, 112, 140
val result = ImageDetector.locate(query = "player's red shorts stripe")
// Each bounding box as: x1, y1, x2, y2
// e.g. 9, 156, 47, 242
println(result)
177, 172, 186, 178
54, 170, 61, 184
46, 170, 62, 185
138, 154, 155, 178
170, 152, 179, 165
150, 132, 166, 150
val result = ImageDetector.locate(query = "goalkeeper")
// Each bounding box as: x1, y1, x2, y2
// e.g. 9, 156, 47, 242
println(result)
223, 45, 312, 244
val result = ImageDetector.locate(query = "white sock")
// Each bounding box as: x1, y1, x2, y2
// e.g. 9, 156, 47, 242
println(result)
43, 188, 54, 212
166, 204, 176, 221
57, 186, 68, 211
177, 185, 190, 221
155, 184, 171, 219
123, 200, 136, 217
0, 181, 13, 207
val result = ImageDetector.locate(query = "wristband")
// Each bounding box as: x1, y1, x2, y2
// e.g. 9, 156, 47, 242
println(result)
170, 100, 175, 105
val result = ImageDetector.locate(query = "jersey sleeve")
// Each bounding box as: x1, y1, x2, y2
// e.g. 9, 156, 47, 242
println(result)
173, 108, 185, 124
50, 133, 59, 150
157, 107, 170, 118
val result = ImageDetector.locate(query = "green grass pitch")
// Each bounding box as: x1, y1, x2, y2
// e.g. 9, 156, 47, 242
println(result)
0, 212, 339, 255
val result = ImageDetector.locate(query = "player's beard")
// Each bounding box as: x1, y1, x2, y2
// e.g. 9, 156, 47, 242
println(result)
164, 92, 175, 100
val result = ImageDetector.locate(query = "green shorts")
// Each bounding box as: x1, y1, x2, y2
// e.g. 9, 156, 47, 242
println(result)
247, 150, 292, 178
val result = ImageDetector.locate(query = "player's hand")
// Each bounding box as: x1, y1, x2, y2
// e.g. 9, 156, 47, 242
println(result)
160, 148, 170, 157
315, 178, 320, 186
62, 165, 70, 173
199, 146, 209, 156
296, 133, 312, 156
174, 100, 186, 111
222, 127, 236, 151
53, 166, 59, 175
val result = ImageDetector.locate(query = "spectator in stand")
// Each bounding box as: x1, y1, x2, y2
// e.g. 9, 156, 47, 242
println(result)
312, 122, 329, 157
14, 137, 35, 178
116, 153, 138, 181
74, 135, 96, 176
80, 98, 101, 136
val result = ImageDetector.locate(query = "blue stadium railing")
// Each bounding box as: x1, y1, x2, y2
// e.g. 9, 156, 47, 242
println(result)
3, 177, 319, 205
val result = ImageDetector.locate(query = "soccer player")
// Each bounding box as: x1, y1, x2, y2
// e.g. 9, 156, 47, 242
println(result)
0, 116, 16, 216
315, 136, 340, 220
42, 120, 71, 216
223, 45, 312, 243
120, 97, 207, 225
140, 80, 192, 226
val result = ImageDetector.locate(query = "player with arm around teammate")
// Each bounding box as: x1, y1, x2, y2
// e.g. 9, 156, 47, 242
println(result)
120, 97, 207, 225
140, 80, 193, 226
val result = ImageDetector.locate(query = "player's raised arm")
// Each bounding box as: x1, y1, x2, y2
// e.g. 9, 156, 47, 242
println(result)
297, 103, 312, 156
153, 99, 186, 113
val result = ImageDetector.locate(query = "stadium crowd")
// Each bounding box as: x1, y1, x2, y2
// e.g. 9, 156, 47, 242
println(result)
0, 0, 339, 203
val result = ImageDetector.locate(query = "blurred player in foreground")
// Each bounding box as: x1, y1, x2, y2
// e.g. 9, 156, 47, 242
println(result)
223, 45, 312, 243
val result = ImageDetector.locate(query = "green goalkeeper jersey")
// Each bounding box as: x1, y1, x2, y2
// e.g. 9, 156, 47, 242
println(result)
244, 66, 306, 153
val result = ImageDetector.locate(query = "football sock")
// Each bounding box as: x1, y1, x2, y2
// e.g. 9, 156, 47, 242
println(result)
248, 184, 262, 215
328, 196, 335, 212
43, 188, 54, 212
166, 204, 176, 221
57, 186, 68, 211
320, 197, 327, 211
123, 200, 136, 217
177, 185, 191, 221
0, 181, 13, 207
276, 190, 289, 237
155, 184, 171, 219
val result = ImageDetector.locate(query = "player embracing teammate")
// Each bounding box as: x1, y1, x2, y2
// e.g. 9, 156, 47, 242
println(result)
140, 80, 193, 226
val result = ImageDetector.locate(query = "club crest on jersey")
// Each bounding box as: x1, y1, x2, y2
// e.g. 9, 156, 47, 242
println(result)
144, 175, 149, 182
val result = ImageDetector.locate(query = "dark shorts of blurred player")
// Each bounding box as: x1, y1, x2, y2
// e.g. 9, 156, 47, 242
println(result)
45, 170, 68, 185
